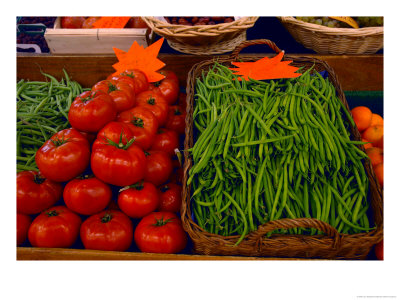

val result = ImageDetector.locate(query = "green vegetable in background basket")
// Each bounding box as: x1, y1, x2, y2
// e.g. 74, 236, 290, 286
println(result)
17, 70, 87, 172
188, 61, 374, 245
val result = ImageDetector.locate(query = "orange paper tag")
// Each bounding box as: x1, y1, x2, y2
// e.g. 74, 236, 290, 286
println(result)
92, 17, 130, 29
329, 17, 359, 28
112, 38, 166, 83
229, 52, 302, 81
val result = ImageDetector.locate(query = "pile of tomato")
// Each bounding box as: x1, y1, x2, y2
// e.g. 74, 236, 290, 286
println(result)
17, 69, 190, 254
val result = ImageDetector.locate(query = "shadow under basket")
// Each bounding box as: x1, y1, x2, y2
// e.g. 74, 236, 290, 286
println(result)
181, 39, 383, 259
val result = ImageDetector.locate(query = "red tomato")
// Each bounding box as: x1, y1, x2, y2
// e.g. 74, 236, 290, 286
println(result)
149, 77, 179, 105
168, 166, 184, 185
17, 171, 63, 215
63, 175, 112, 215
91, 123, 146, 187
158, 183, 182, 213
61, 17, 86, 28
125, 17, 150, 29
375, 240, 383, 260
68, 90, 117, 133
17, 213, 32, 246
117, 106, 158, 150
165, 105, 186, 134
118, 181, 159, 218
78, 130, 97, 145
150, 128, 179, 156
95, 121, 135, 145
134, 211, 187, 253
28, 206, 82, 248
159, 70, 179, 86
92, 79, 135, 113
80, 210, 133, 251
35, 128, 91, 182
136, 91, 169, 126
144, 150, 173, 186
81, 17, 100, 28
108, 69, 149, 95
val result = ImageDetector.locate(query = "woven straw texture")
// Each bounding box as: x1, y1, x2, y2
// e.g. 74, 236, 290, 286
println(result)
182, 39, 383, 259
278, 17, 383, 55
141, 17, 258, 55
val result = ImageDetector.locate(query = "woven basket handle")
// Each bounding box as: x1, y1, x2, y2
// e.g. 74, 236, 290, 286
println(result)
229, 39, 283, 61
247, 218, 342, 249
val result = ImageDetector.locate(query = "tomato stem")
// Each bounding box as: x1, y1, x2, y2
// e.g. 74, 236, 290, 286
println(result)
147, 97, 156, 105
153, 216, 173, 227
51, 136, 70, 147
132, 117, 144, 128
108, 82, 118, 92
101, 213, 113, 223
33, 173, 46, 184
46, 210, 59, 217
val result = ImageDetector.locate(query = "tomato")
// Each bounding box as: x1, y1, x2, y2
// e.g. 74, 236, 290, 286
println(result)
136, 91, 169, 126
168, 166, 184, 185
125, 17, 150, 29
144, 150, 173, 186
81, 17, 100, 28
118, 181, 159, 218
17, 213, 32, 246
92, 79, 135, 113
17, 171, 63, 214
95, 121, 135, 145
150, 128, 179, 156
80, 210, 133, 251
117, 106, 158, 150
78, 130, 97, 145
91, 123, 146, 187
63, 175, 112, 215
35, 128, 91, 182
61, 17, 86, 29
375, 240, 383, 260
149, 77, 180, 105
28, 206, 82, 248
159, 70, 179, 86
68, 90, 117, 133
108, 69, 149, 95
158, 183, 182, 213
165, 105, 186, 135
134, 211, 187, 253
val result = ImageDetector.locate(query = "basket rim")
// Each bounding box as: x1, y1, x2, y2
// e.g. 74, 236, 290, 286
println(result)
142, 16, 259, 38
182, 52, 383, 258
278, 16, 383, 36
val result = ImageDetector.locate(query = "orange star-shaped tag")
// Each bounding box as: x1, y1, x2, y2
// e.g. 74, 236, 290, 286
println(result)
112, 38, 166, 82
92, 17, 130, 29
229, 51, 302, 81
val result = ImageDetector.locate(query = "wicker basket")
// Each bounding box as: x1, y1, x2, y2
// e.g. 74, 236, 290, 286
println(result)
141, 17, 259, 55
278, 17, 383, 55
182, 39, 384, 259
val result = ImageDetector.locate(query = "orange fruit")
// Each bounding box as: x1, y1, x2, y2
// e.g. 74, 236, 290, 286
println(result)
370, 113, 384, 127
362, 125, 384, 147
351, 106, 372, 132
362, 138, 373, 150
366, 147, 383, 167
373, 163, 383, 188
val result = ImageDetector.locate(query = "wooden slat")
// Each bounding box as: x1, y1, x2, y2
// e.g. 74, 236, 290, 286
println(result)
16, 247, 306, 260
17, 53, 383, 91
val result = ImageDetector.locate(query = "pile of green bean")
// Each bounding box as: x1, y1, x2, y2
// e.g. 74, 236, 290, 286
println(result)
17, 70, 87, 172
188, 62, 374, 244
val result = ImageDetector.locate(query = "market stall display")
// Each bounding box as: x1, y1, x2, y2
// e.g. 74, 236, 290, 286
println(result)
16, 17, 384, 261
278, 16, 383, 54
17, 17, 57, 53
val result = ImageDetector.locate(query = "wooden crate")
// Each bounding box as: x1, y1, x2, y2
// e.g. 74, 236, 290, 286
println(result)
44, 17, 153, 54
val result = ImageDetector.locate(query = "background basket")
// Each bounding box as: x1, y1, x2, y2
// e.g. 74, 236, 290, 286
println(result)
277, 17, 383, 55
182, 39, 383, 259
142, 16, 258, 55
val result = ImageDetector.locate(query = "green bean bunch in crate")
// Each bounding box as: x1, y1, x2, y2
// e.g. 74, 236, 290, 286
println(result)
187, 61, 374, 245
17, 70, 86, 172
